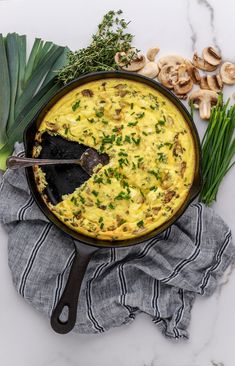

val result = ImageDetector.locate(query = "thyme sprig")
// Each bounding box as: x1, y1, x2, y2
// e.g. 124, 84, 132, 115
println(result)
57, 10, 137, 84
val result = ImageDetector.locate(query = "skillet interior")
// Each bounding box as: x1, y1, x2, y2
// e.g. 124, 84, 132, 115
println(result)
24, 71, 202, 248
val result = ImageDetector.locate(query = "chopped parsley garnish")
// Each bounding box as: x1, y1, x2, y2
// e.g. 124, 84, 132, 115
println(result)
130, 102, 134, 109
79, 195, 85, 204
87, 117, 95, 123
76, 115, 81, 121
93, 175, 103, 184
92, 190, 99, 197
142, 131, 148, 136
71, 196, 79, 206
136, 112, 145, 119
118, 151, 128, 157
132, 137, 141, 145
108, 203, 115, 209
102, 119, 108, 124
72, 100, 80, 111
137, 220, 144, 228
157, 152, 167, 163
116, 136, 123, 145
150, 186, 157, 191
96, 110, 104, 118
115, 191, 131, 200
124, 135, 131, 143
128, 121, 138, 127
158, 119, 166, 126
64, 127, 69, 135
148, 169, 161, 180
118, 157, 129, 168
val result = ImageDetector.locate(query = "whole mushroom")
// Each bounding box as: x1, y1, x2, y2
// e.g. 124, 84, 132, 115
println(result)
146, 47, 160, 62
189, 89, 218, 120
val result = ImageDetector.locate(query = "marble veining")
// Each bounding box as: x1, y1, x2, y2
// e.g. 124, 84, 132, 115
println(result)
0, 1, 235, 366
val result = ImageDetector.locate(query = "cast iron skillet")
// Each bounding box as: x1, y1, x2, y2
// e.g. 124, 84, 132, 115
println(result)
24, 71, 202, 334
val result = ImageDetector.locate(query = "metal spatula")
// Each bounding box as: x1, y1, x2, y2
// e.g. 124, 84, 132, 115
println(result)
7, 148, 109, 176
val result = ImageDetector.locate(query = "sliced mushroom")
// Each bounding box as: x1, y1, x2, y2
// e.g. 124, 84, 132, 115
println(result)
175, 93, 188, 100
185, 60, 201, 84
207, 74, 223, 92
220, 62, 235, 84
189, 89, 218, 120
137, 62, 159, 78
157, 64, 177, 89
200, 76, 210, 90
192, 52, 217, 71
202, 46, 222, 66
157, 55, 185, 70
115, 49, 146, 71
174, 78, 193, 95
146, 47, 160, 62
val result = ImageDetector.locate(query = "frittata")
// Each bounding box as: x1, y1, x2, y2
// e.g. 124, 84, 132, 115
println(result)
33, 78, 196, 241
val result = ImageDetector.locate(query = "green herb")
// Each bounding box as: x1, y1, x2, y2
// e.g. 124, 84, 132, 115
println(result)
124, 135, 131, 143
108, 203, 115, 209
142, 131, 148, 136
136, 112, 145, 119
118, 151, 128, 157
95, 110, 104, 118
92, 190, 99, 197
157, 152, 167, 163
71, 196, 79, 206
118, 157, 129, 168
94, 175, 103, 184
76, 115, 81, 121
199, 96, 235, 205
148, 169, 161, 180
0, 34, 68, 169
130, 102, 134, 109
132, 136, 141, 145
64, 127, 69, 135
115, 191, 131, 200
116, 136, 123, 145
150, 186, 157, 191
79, 195, 85, 204
137, 220, 144, 228
72, 100, 80, 111
128, 121, 138, 127
57, 10, 137, 84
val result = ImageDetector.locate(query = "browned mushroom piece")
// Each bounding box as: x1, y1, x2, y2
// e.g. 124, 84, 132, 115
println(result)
185, 60, 201, 84
114, 49, 146, 71
174, 78, 193, 95
157, 55, 185, 70
202, 46, 222, 66
137, 62, 159, 78
220, 62, 235, 84
200, 76, 210, 90
157, 64, 177, 89
189, 89, 218, 120
207, 74, 223, 92
192, 52, 217, 71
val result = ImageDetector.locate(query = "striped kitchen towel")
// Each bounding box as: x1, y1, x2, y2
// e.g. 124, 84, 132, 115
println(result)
0, 143, 234, 339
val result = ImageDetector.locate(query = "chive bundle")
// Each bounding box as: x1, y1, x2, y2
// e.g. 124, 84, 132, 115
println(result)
0, 33, 68, 170
200, 95, 235, 205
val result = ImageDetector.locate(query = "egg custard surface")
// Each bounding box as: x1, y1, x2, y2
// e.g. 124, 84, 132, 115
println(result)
34, 78, 196, 241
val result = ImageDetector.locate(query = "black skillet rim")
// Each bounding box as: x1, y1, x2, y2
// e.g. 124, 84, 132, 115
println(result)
24, 71, 202, 248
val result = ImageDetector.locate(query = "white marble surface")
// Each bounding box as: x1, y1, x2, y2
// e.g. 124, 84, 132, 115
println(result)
0, 0, 235, 365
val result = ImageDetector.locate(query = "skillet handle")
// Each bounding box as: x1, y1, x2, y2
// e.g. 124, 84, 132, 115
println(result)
50, 242, 97, 334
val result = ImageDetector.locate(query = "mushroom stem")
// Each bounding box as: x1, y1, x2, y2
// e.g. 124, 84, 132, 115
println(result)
200, 100, 211, 120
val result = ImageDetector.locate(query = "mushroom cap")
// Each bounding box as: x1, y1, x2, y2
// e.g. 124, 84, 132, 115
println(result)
220, 62, 235, 84
137, 62, 159, 78
157, 55, 185, 69
192, 52, 217, 71
174, 78, 193, 94
146, 47, 160, 62
202, 46, 222, 66
157, 64, 177, 89
115, 50, 146, 71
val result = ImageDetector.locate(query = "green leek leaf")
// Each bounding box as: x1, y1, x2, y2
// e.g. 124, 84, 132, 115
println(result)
0, 34, 10, 147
